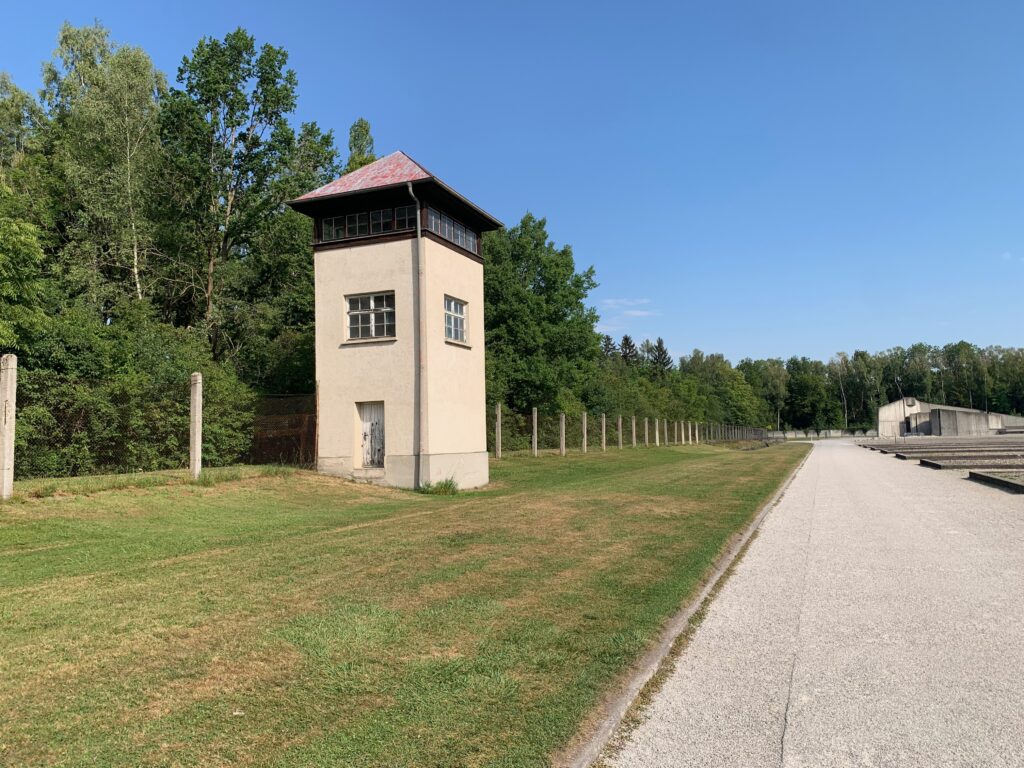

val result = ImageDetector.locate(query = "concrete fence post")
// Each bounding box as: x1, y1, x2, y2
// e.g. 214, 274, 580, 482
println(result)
674, 420, 678, 445
654, 418, 659, 447
495, 402, 502, 459
0, 354, 17, 500
664, 419, 669, 446
582, 411, 588, 454
631, 416, 637, 448
644, 418, 649, 447
532, 407, 538, 457
190, 372, 203, 480
601, 413, 607, 452
559, 412, 566, 456
696, 422, 700, 444
617, 414, 623, 449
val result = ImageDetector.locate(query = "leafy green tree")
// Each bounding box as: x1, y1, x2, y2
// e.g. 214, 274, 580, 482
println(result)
220, 120, 339, 392
41, 21, 112, 115
680, 349, 762, 425
483, 213, 600, 411
0, 74, 46, 176
157, 28, 299, 351
0, 183, 45, 350
58, 44, 165, 303
783, 356, 841, 430
737, 357, 787, 429
344, 117, 376, 173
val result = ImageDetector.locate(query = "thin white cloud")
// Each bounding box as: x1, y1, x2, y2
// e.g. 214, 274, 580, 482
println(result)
622, 309, 657, 317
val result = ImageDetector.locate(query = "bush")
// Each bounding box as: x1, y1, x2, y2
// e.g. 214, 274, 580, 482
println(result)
13, 302, 255, 479
418, 477, 459, 495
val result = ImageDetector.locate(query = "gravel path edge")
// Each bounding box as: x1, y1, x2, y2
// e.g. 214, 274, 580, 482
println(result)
556, 445, 814, 768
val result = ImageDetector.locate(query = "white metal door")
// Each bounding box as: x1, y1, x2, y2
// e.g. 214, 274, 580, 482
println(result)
358, 402, 385, 467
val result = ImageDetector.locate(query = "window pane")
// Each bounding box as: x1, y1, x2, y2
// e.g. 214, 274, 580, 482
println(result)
370, 209, 393, 234
357, 213, 368, 236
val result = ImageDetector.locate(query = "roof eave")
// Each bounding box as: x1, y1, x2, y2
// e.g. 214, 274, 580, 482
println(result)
285, 180, 419, 210
286, 177, 503, 230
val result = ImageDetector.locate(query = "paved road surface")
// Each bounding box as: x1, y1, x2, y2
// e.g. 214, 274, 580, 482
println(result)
609, 440, 1024, 768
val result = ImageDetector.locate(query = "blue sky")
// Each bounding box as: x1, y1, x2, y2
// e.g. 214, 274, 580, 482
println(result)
6, 1, 1023, 362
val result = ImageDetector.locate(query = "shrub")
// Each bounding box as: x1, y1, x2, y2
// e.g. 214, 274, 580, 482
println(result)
418, 477, 459, 495
13, 302, 255, 478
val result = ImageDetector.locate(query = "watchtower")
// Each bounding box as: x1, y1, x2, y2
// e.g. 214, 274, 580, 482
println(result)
288, 152, 501, 488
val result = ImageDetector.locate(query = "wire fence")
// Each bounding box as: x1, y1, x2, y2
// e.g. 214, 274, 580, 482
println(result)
13, 368, 195, 479
0, 350, 775, 495
486, 404, 771, 457
251, 395, 316, 468
0, 354, 316, 486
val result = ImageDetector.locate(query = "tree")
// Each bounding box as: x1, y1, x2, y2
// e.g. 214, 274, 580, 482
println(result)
648, 337, 673, 378
344, 117, 376, 173
483, 213, 600, 411
738, 357, 788, 429
41, 21, 112, 115
619, 335, 638, 365
59, 44, 165, 302
0, 74, 46, 176
0, 183, 45, 350
783, 357, 841, 430
600, 334, 617, 357
222, 121, 340, 392
158, 28, 299, 352
829, 352, 850, 429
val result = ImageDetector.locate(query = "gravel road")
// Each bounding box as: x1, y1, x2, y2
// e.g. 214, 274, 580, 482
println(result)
607, 440, 1024, 768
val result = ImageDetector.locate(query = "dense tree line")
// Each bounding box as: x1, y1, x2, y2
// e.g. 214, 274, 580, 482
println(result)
0, 23, 342, 473
3, 23, 1023, 476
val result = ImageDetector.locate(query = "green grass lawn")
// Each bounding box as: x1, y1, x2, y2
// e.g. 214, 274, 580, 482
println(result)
0, 443, 809, 767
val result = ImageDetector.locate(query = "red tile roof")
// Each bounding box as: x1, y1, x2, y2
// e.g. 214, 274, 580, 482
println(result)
294, 150, 431, 201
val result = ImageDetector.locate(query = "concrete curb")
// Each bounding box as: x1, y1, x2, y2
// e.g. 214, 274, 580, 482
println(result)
968, 471, 1024, 494
558, 445, 814, 768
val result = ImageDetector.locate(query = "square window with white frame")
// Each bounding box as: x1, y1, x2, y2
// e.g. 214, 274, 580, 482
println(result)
444, 296, 467, 343
347, 292, 395, 339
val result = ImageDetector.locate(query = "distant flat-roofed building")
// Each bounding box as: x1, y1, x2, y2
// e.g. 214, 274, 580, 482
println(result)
878, 398, 1024, 437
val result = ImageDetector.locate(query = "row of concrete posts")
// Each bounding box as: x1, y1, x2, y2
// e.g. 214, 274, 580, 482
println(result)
0, 354, 207, 500
492, 404, 766, 458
